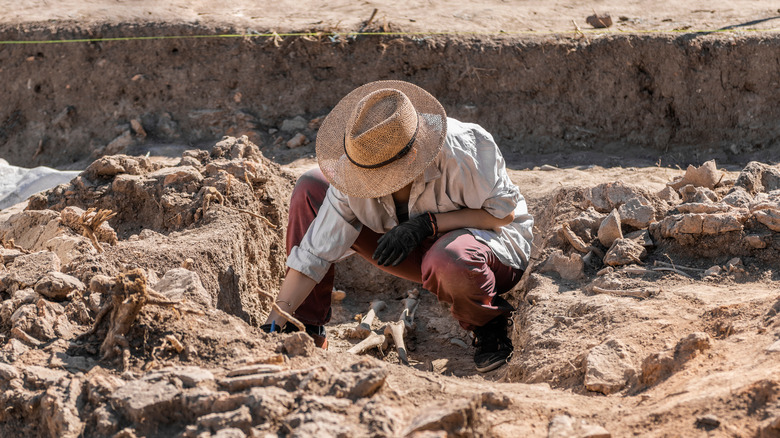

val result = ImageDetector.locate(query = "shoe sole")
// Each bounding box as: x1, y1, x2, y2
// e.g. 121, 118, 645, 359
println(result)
475, 359, 508, 373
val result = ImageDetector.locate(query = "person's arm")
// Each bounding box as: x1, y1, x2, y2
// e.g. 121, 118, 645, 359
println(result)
264, 268, 316, 327
434, 208, 514, 234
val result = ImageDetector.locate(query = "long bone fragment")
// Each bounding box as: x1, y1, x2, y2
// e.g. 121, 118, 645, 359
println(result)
347, 331, 388, 355
385, 320, 409, 365
348, 300, 386, 339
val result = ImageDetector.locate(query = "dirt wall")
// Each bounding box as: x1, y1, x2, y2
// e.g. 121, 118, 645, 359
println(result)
2, 23, 780, 168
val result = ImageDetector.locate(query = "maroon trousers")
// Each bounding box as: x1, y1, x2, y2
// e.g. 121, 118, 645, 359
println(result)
288, 169, 522, 331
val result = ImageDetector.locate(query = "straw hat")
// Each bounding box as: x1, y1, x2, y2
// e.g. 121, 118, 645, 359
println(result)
316, 80, 447, 198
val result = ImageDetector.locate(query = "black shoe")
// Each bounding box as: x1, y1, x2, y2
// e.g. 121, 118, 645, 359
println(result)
472, 316, 513, 373
261, 322, 328, 349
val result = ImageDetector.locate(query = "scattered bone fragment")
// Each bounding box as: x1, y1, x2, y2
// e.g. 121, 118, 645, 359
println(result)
347, 331, 387, 355
450, 338, 469, 349
385, 321, 408, 365
226, 364, 285, 378
598, 209, 622, 247
590, 285, 653, 299
348, 300, 386, 339
561, 223, 590, 253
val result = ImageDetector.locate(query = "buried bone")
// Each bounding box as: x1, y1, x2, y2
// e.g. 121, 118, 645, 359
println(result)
400, 289, 420, 330
349, 300, 386, 338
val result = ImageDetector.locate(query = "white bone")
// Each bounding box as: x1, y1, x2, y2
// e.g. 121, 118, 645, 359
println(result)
400, 289, 420, 330
385, 321, 408, 365
347, 331, 387, 355
348, 300, 386, 339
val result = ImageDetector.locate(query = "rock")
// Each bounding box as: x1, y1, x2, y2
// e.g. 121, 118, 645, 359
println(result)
1, 247, 24, 264
0, 362, 21, 381
280, 116, 308, 132
109, 379, 181, 424
104, 130, 134, 155
402, 397, 478, 437
44, 234, 95, 265
766, 340, 780, 353
34, 271, 85, 300
548, 414, 612, 438
197, 406, 252, 433
328, 361, 389, 399
703, 266, 722, 277
23, 365, 68, 389
679, 185, 718, 203
674, 332, 711, 362
2, 251, 62, 292
40, 378, 84, 438
618, 197, 656, 228
211, 136, 264, 162
162, 366, 215, 388
676, 203, 730, 214
244, 386, 296, 422
735, 161, 780, 195
597, 209, 622, 247
155, 268, 213, 309
586, 14, 613, 28
567, 208, 606, 240
148, 166, 203, 193
130, 119, 147, 138
656, 186, 681, 204
213, 428, 247, 438
3, 338, 29, 358
584, 339, 636, 395
658, 213, 744, 240
540, 250, 584, 281
83, 155, 152, 180
721, 187, 753, 208
744, 234, 768, 249
283, 332, 316, 357
0, 210, 61, 251
624, 229, 653, 247
669, 160, 721, 191
91, 406, 121, 436
603, 238, 646, 266
640, 351, 675, 386
587, 182, 648, 213
696, 414, 721, 428
286, 132, 309, 149
754, 208, 780, 231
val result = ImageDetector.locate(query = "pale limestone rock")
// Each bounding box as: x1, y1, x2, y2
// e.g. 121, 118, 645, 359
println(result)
668, 160, 720, 190
155, 268, 213, 309
35, 271, 85, 301
598, 209, 622, 247
584, 339, 636, 395
603, 238, 646, 266
540, 250, 584, 281
618, 197, 655, 228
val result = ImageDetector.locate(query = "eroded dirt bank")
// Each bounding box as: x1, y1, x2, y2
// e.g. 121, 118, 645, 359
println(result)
2, 24, 780, 169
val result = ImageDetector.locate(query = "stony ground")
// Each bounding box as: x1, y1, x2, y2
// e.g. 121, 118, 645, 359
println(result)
0, 131, 779, 437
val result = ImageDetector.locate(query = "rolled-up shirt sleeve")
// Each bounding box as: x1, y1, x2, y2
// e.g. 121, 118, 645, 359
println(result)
287, 186, 362, 282
447, 124, 521, 218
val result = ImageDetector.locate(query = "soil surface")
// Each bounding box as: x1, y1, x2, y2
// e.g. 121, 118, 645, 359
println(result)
1, 2, 780, 438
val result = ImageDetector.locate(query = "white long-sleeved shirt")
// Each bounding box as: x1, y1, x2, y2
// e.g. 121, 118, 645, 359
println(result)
287, 118, 534, 282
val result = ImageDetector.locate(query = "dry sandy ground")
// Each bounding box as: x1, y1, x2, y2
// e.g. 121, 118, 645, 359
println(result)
4, 0, 780, 34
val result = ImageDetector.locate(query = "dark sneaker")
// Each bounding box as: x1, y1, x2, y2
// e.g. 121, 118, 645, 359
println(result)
472, 316, 513, 373
262, 322, 328, 349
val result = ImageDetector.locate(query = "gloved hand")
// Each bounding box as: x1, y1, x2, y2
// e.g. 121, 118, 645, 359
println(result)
373, 213, 436, 266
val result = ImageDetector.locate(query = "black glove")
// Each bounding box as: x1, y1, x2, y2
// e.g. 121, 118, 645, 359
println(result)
372, 213, 436, 267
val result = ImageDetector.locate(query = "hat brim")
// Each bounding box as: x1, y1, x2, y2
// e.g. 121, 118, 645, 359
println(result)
316, 80, 447, 199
